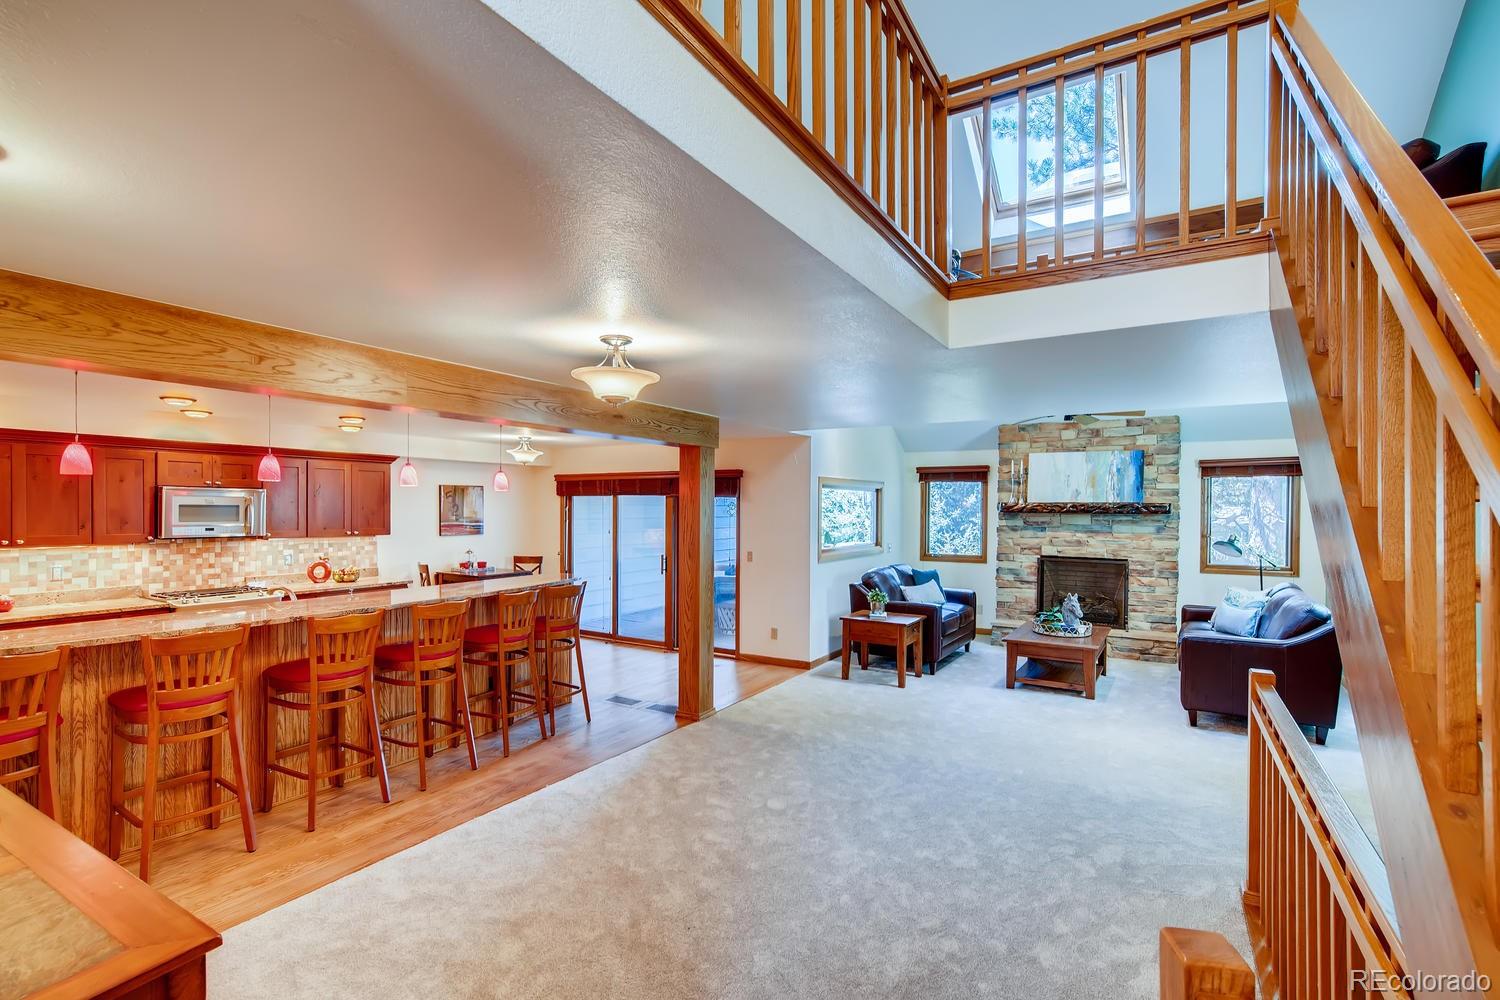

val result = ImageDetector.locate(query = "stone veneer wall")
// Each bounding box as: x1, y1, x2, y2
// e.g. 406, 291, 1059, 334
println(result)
0, 537, 377, 597
994, 416, 1181, 662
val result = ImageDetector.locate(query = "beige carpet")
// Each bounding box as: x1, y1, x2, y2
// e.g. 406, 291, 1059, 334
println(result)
210, 642, 1372, 999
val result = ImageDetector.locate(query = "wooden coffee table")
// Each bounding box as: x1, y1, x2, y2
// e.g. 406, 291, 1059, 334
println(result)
839, 611, 923, 688
1002, 622, 1112, 699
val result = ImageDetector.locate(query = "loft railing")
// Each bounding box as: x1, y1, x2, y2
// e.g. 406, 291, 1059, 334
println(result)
637, 0, 950, 290
1243, 671, 1407, 997
943, 0, 1273, 294
1266, 0, 1500, 989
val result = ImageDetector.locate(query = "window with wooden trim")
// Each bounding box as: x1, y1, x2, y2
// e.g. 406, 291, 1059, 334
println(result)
1200, 458, 1302, 577
919, 465, 989, 563
818, 478, 883, 561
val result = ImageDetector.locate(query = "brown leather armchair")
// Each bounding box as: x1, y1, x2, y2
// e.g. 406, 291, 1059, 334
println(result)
1178, 583, 1342, 744
849, 564, 976, 673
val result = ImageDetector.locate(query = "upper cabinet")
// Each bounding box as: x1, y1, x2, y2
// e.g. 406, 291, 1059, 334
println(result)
13, 442, 92, 547
305, 459, 391, 538
93, 447, 157, 545
266, 458, 308, 538
350, 462, 391, 537
157, 451, 260, 488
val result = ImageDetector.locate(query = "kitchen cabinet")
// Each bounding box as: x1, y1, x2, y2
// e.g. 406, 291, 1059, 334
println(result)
307, 459, 391, 537
156, 451, 263, 488
92, 447, 158, 545
0, 445, 11, 549
13, 442, 92, 547
266, 458, 308, 537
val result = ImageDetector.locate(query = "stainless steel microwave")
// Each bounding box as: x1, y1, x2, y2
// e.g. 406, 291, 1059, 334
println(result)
158, 486, 267, 539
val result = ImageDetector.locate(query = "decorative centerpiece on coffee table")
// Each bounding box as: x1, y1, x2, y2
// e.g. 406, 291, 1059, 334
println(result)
1033, 593, 1094, 637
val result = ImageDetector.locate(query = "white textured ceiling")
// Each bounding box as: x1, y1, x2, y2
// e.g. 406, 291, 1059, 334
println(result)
0, 0, 1285, 445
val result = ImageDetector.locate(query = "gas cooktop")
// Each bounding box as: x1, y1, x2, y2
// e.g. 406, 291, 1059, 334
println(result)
152, 585, 279, 608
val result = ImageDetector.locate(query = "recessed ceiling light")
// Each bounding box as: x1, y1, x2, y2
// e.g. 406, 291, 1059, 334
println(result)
338, 414, 365, 425
180, 408, 213, 419
338, 424, 362, 433
159, 394, 197, 408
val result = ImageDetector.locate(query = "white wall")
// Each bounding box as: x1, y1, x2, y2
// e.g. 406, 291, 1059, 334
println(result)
900, 449, 998, 630
521, 436, 815, 663
1175, 407, 1326, 607
375, 460, 548, 580
807, 426, 909, 659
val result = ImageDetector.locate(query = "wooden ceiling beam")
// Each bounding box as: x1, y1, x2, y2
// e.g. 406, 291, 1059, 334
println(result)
0, 269, 717, 448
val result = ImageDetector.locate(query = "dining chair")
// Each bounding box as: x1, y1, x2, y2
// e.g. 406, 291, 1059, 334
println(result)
418, 563, 432, 586
512, 555, 543, 575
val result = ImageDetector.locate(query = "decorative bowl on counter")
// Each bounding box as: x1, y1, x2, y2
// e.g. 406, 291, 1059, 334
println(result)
0, 595, 12, 613
332, 567, 362, 584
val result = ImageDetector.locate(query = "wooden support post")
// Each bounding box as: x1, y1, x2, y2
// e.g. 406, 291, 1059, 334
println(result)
677, 445, 716, 722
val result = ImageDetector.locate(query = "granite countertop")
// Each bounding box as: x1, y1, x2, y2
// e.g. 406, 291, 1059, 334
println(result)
0, 574, 576, 653
251, 574, 414, 597
0, 596, 171, 627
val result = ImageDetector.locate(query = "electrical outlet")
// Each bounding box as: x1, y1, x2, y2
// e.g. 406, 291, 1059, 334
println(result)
50, 564, 64, 582
283, 551, 294, 567
770, 627, 778, 640
746, 550, 753, 563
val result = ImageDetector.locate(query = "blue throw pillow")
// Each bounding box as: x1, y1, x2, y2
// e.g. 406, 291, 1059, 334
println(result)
911, 567, 943, 591
1211, 587, 1270, 637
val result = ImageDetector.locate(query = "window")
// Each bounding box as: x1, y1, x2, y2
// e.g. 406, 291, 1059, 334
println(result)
919, 465, 989, 563
818, 478, 883, 561
964, 68, 1133, 239
1199, 458, 1302, 577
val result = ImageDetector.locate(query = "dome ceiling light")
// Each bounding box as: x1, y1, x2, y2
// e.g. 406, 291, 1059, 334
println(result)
570, 334, 660, 405
507, 435, 543, 465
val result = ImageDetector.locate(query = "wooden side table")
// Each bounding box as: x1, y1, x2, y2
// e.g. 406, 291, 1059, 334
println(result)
839, 611, 924, 688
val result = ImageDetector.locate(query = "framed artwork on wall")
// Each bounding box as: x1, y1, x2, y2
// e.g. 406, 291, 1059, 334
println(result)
1026, 450, 1145, 503
438, 484, 484, 536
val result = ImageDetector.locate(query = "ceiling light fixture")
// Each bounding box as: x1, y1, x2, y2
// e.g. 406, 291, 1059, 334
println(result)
338, 424, 362, 433
257, 395, 282, 483
570, 334, 660, 405
493, 430, 510, 493
399, 412, 419, 487
180, 408, 213, 419
159, 394, 196, 408
59, 370, 93, 476
506, 434, 543, 466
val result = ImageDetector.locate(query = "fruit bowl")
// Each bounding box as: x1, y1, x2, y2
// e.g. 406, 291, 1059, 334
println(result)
332, 567, 362, 584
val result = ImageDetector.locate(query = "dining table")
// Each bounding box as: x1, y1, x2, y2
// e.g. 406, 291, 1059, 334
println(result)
434, 566, 536, 585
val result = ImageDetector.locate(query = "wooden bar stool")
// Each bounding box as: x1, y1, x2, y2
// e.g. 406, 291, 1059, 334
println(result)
535, 581, 590, 736
108, 626, 256, 882
0, 646, 66, 819
374, 599, 477, 790
263, 609, 389, 832
464, 589, 545, 757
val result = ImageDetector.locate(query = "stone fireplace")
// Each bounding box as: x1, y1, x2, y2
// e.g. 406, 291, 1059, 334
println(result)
1037, 555, 1129, 628
994, 416, 1181, 662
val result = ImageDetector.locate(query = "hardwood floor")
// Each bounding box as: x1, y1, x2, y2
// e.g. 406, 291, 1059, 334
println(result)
132, 641, 798, 930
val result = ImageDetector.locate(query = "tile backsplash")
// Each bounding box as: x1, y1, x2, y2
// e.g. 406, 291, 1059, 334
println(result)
0, 537, 377, 597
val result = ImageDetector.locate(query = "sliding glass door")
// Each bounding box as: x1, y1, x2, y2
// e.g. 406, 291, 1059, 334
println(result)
570, 496, 614, 634
616, 495, 669, 643
713, 496, 738, 653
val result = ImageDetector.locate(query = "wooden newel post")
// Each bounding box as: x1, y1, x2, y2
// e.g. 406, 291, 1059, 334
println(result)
1159, 927, 1255, 1000
1245, 668, 1276, 909
676, 445, 716, 722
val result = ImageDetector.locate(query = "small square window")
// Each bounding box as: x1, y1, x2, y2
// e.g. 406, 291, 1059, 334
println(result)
919, 467, 989, 563
818, 478, 883, 561
1200, 459, 1301, 578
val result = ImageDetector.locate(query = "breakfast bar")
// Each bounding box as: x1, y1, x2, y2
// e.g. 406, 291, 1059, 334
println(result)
0, 574, 576, 855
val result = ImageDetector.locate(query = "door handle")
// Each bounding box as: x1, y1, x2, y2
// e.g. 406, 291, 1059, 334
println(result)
660, 553, 666, 574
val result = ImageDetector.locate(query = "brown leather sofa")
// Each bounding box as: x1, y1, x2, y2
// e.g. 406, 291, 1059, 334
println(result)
1178, 583, 1342, 744
849, 564, 976, 673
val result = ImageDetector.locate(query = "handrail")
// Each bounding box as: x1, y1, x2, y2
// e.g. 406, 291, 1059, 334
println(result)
1244, 671, 1407, 997
637, 0, 950, 290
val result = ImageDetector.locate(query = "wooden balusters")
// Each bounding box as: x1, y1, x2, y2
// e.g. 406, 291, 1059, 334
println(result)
1376, 290, 1406, 580
1438, 420, 1480, 793
1484, 505, 1500, 936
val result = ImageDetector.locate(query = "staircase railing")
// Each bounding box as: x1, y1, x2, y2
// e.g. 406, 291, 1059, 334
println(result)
637, 0, 950, 290
944, 0, 1273, 294
1266, 0, 1500, 987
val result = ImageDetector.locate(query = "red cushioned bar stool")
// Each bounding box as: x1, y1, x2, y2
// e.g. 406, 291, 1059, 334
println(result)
534, 581, 590, 736
463, 588, 544, 757
263, 609, 389, 832
374, 598, 477, 790
108, 625, 257, 882
0, 645, 67, 819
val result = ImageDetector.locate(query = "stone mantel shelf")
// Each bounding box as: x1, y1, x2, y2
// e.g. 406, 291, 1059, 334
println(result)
1000, 502, 1173, 515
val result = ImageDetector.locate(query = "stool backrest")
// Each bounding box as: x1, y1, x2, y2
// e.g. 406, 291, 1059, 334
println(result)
494, 590, 539, 649
410, 599, 470, 669
0, 646, 66, 742
537, 581, 585, 636
139, 626, 248, 716
513, 555, 543, 575
307, 610, 385, 685
417, 563, 432, 586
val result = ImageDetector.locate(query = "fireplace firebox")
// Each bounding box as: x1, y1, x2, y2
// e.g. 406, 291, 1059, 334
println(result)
1036, 556, 1129, 629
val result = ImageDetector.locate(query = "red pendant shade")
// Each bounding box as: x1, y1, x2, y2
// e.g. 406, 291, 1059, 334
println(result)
257, 451, 282, 483
399, 460, 419, 488
59, 438, 93, 476
493, 468, 510, 493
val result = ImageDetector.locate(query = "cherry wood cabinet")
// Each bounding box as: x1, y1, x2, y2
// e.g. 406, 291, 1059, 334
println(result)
306, 459, 391, 537
157, 451, 260, 488
215, 454, 261, 489
13, 442, 92, 547
266, 458, 308, 537
0, 446, 11, 550
92, 447, 158, 545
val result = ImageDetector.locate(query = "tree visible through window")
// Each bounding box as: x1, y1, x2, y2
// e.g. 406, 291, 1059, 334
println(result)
919, 467, 988, 563
1200, 459, 1302, 577
818, 479, 883, 560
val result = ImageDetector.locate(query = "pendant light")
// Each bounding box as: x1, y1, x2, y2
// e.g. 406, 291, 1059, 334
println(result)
507, 434, 543, 465
256, 395, 282, 482
59, 371, 93, 476
493, 430, 510, 493
399, 412, 419, 487
570, 335, 660, 405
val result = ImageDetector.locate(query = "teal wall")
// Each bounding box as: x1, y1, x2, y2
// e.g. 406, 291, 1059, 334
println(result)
1425, 0, 1500, 190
